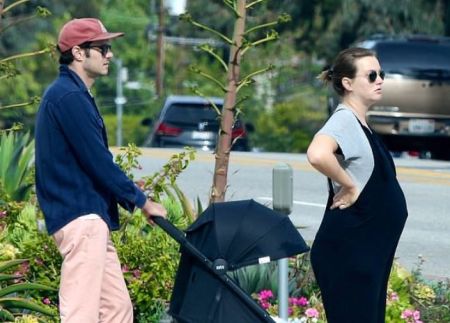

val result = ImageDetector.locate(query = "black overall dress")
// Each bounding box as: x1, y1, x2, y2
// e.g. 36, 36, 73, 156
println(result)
310, 120, 408, 323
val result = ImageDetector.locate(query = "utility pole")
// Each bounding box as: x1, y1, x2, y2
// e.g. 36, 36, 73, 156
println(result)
115, 59, 127, 147
156, 0, 165, 98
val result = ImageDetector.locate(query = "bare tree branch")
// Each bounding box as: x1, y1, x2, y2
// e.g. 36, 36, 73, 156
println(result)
3, 0, 29, 14
1, 48, 50, 63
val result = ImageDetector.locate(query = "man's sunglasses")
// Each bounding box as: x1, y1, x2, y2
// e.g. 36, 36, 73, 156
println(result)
86, 44, 112, 57
367, 70, 385, 83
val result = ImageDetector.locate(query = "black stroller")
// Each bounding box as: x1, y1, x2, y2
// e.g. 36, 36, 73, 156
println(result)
152, 199, 310, 323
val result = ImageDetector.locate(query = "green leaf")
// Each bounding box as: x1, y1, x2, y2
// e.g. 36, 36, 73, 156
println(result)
0, 282, 57, 298
0, 297, 55, 316
0, 132, 34, 201
0, 259, 28, 272
0, 274, 21, 282
0, 309, 15, 322
0, 132, 14, 180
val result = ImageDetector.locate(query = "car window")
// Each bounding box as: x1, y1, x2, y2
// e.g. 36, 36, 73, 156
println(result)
164, 103, 222, 124
374, 41, 450, 79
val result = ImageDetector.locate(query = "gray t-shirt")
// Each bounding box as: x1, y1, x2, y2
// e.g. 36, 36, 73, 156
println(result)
316, 104, 374, 195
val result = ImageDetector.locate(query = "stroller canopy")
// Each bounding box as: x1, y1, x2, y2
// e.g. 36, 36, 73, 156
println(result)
168, 199, 310, 323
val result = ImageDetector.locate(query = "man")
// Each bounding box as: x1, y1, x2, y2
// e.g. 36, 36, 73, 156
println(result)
35, 18, 166, 323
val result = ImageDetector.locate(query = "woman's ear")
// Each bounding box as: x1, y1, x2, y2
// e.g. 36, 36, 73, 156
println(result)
341, 77, 353, 92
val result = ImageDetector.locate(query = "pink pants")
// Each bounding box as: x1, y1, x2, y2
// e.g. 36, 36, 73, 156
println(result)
53, 217, 133, 323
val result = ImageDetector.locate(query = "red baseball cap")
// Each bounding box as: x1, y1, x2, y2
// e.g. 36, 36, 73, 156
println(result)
58, 18, 124, 52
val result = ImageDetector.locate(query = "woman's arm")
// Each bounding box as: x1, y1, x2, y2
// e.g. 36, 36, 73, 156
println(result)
307, 134, 359, 209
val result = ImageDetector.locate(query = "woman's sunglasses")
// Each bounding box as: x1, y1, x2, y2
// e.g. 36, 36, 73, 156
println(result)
86, 44, 112, 57
367, 70, 385, 83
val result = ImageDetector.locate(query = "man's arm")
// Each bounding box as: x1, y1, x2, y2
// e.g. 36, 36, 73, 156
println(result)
53, 92, 149, 210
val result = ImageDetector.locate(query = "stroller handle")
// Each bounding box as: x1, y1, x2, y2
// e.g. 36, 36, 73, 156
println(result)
150, 215, 188, 245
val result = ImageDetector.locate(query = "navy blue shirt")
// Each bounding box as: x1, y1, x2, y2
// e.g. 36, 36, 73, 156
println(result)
35, 65, 146, 235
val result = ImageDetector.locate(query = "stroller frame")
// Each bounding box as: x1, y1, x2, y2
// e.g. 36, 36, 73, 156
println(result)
152, 216, 275, 323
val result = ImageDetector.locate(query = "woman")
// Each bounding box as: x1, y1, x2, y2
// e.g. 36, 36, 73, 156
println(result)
307, 47, 408, 323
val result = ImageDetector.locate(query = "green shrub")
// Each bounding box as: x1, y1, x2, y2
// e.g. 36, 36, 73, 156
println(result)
102, 114, 151, 146
237, 253, 450, 322
0, 131, 34, 201
114, 198, 191, 322
231, 253, 317, 299
0, 235, 57, 322
3, 202, 61, 318
409, 257, 450, 322
253, 88, 326, 153
3, 197, 191, 323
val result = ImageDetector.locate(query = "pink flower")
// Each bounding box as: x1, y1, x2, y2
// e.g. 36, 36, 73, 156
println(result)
42, 297, 51, 305
260, 300, 271, 309
0, 210, 7, 219
305, 308, 319, 318
401, 309, 413, 319
289, 296, 309, 307
389, 292, 399, 302
13, 271, 24, 283
401, 309, 422, 323
298, 296, 309, 307
132, 269, 141, 278
122, 264, 130, 273
14, 261, 30, 282
35, 258, 44, 266
258, 289, 274, 301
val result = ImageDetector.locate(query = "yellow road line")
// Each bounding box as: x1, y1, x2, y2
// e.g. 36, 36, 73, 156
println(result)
111, 147, 450, 186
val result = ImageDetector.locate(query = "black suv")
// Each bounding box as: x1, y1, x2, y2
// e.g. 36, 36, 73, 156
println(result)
328, 35, 450, 160
143, 95, 251, 151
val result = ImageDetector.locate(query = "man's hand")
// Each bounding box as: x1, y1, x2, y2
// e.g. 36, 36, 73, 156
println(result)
142, 199, 167, 225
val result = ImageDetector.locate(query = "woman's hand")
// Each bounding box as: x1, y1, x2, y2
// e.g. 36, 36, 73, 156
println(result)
330, 185, 359, 210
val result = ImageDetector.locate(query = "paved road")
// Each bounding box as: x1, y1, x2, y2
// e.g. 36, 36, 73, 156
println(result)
121, 148, 450, 280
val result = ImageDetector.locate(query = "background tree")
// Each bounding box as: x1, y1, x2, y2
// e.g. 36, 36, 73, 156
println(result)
2, 0, 449, 151
0, 0, 52, 131
0, 0, 55, 131
181, 0, 290, 202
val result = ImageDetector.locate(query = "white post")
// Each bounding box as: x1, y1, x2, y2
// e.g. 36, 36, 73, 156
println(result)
273, 163, 293, 322
115, 59, 127, 146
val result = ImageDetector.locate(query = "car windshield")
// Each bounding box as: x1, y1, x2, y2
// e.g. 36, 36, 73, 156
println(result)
375, 41, 450, 80
164, 103, 222, 124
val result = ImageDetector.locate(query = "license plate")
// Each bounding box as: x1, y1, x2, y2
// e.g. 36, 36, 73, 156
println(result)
408, 119, 435, 134
192, 131, 211, 140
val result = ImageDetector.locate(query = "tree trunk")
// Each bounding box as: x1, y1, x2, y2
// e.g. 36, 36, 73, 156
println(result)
210, 0, 246, 203
0, 1, 5, 24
